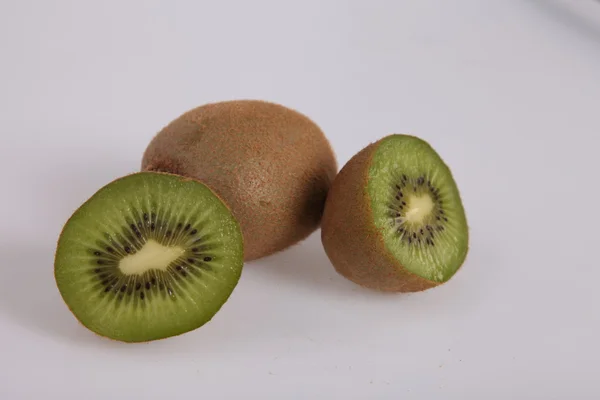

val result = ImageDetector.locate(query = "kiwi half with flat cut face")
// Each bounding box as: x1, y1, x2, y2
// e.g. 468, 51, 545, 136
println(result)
321, 134, 469, 292
54, 172, 244, 342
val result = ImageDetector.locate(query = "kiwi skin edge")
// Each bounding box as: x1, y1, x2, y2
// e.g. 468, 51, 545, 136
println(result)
53, 171, 244, 343
321, 136, 467, 293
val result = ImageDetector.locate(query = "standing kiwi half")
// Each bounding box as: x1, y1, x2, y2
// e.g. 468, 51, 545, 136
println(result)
141, 100, 337, 261
321, 135, 469, 292
54, 172, 244, 342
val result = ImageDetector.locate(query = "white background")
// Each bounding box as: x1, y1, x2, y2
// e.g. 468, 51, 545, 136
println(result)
1, 0, 599, 398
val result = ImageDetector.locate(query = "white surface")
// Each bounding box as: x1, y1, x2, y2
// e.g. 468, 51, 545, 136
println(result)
1, 0, 599, 398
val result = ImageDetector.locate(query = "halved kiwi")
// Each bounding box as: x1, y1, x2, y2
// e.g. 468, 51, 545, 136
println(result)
54, 172, 244, 342
321, 134, 469, 292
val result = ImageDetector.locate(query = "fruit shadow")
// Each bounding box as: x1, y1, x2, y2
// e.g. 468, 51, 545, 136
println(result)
246, 231, 365, 296
0, 244, 107, 346
528, 0, 600, 46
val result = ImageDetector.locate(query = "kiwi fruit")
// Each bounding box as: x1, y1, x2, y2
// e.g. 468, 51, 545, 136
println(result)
141, 100, 337, 261
321, 134, 468, 292
54, 172, 244, 342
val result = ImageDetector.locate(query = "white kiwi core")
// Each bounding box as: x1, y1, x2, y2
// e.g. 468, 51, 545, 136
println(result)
119, 240, 185, 275
404, 194, 435, 224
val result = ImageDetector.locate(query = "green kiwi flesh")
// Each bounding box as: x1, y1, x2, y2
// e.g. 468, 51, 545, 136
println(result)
369, 135, 468, 283
54, 172, 244, 342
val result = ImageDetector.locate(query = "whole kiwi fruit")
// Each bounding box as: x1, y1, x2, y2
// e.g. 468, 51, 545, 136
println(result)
142, 100, 337, 261
321, 134, 469, 292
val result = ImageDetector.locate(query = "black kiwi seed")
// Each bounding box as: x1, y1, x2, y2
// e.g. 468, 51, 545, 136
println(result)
84, 197, 216, 306
417, 176, 424, 185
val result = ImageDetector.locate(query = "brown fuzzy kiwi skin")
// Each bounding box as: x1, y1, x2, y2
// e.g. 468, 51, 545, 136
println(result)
320, 139, 441, 293
54, 171, 243, 343
141, 100, 337, 262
